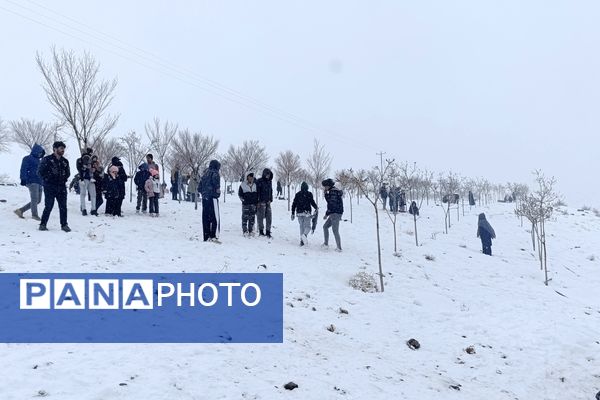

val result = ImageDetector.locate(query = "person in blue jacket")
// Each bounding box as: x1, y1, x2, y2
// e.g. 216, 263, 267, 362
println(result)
14, 143, 45, 221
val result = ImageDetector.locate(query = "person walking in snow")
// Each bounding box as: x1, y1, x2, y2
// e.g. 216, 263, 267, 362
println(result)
276, 180, 283, 199
321, 178, 343, 251
291, 181, 318, 246
15, 143, 45, 221
238, 172, 258, 236
134, 163, 150, 213
477, 213, 496, 256
76, 147, 97, 216
256, 168, 274, 238
146, 169, 161, 217
38, 141, 71, 232
198, 159, 221, 242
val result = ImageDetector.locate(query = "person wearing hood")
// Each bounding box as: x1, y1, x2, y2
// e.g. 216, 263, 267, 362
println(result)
76, 147, 97, 216
238, 172, 258, 236
134, 163, 150, 213
15, 143, 46, 221
91, 159, 104, 212
379, 184, 388, 211
198, 159, 221, 242
477, 213, 496, 256
103, 165, 122, 217
291, 181, 318, 246
322, 178, 344, 251
106, 157, 127, 216
38, 141, 71, 232
256, 168, 273, 238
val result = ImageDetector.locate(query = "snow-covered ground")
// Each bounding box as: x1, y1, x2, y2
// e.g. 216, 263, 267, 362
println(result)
0, 185, 599, 400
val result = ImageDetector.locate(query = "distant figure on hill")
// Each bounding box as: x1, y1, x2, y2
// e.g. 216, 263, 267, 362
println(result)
477, 213, 496, 256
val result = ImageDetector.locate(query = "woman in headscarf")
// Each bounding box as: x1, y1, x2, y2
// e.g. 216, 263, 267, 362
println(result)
477, 213, 496, 256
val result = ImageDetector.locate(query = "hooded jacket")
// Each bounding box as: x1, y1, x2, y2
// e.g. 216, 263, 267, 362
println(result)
256, 168, 273, 203
198, 160, 221, 199
108, 157, 128, 199
477, 213, 496, 245
292, 182, 318, 215
39, 152, 70, 187
20, 144, 45, 186
324, 186, 344, 216
134, 163, 151, 190
76, 151, 93, 180
238, 179, 258, 205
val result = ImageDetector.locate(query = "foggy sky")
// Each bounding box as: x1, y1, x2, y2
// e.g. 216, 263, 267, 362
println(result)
1, 1, 598, 206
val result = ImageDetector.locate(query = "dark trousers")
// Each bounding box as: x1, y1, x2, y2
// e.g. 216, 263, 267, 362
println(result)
136, 189, 147, 211
40, 185, 68, 227
202, 197, 219, 240
149, 196, 159, 214
482, 241, 492, 256
105, 197, 119, 216
96, 191, 104, 211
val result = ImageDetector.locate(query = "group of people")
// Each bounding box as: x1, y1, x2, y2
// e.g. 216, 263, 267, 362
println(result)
14, 142, 494, 256
380, 184, 407, 213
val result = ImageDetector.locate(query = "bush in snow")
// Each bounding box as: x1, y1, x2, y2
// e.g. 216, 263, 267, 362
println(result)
349, 272, 378, 293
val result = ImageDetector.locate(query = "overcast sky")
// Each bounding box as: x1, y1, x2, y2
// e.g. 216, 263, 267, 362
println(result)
0, 1, 598, 206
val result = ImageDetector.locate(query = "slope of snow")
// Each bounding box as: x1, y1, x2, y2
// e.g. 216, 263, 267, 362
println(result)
0, 185, 599, 400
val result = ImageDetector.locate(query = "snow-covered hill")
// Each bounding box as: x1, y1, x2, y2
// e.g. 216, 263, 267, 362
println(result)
0, 185, 599, 400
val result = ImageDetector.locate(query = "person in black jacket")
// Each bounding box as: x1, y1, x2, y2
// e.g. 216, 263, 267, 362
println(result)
38, 141, 71, 232
91, 159, 104, 212
15, 143, 45, 221
291, 181, 318, 246
106, 157, 127, 216
198, 159, 221, 242
238, 172, 258, 236
477, 213, 496, 256
76, 147, 96, 216
103, 166, 122, 216
134, 163, 150, 213
322, 178, 343, 251
256, 168, 273, 238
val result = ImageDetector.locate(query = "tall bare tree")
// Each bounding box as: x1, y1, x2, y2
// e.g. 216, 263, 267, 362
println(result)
306, 138, 332, 204
171, 129, 219, 210
121, 131, 153, 202
36, 47, 119, 154
145, 117, 178, 185
219, 153, 239, 203
0, 117, 9, 153
10, 118, 55, 151
438, 172, 461, 234
274, 150, 302, 211
94, 137, 125, 168
225, 140, 269, 182
335, 169, 355, 223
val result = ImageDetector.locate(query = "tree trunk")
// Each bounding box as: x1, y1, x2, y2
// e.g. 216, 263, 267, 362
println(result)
374, 205, 384, 292
413, 214, 418, 246
287, 184, 291, 211
531, 222, 536, 251
349, 195, 353, 223
129, 179, 133, 202
393, 219, 397, 253
447, 203, 452, 228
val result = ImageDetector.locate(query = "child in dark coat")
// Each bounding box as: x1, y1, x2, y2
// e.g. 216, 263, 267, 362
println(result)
477, 213, 496, 256
103, 166, 122, 216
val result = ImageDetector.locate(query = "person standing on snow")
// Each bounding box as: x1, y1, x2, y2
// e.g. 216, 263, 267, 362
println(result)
321, 178, 343, 251
38, 141, 71, 232
134, 163, 150, 213
238, 172, 258, 236
106, 157, 127, 217
256, 168, 274, 238
477, 213, 496, 256
379, 183, 388, 211
15, 143, 45, 221
291, 181, 318, 246
76, 147, 97, 216
276, 180, 283, 199
198, 159, 221, 242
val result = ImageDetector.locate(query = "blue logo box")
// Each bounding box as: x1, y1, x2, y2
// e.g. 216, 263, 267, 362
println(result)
0, 273, 283, 343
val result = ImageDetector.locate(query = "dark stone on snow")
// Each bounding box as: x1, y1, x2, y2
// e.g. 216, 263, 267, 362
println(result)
284, 382, 298, 390
406, 338, 420, 350
465, 346, 476, 354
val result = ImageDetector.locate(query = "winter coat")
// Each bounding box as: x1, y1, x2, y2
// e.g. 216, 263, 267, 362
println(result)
103, 174, 121, 199
108, 157, 127, 199
198, 160, 221, 199
39, 153, 70, 187
134, 164, 151, 190
477, 213, 496, 246
187, 177, 198, 195
93, 169, 104, 193
292, 182, 317, 215
238, 180, 258, 205
256, 168, 273, 203
324, 186, 344, 216
20, 144, 45, 186
468, 191, 476, 206
379, 186, 388, 199
409, 201, 419, 216
76, 152, 93, 180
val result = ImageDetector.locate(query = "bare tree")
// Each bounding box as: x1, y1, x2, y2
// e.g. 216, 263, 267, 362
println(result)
10, 118, 55, 151
0, 117, 9, 153
515, 170, 559, 286
36, 47, 119, 154
438, 172, 460, 234
306, 138, 332, 204
171, 129, 219, 210
219, 153, 239, 204
225, 140, 269, 182
274, 150, 302, 211
350, 160, 394, 293
335, 169, 355, 223
121, 131, 153, 202
145, 117, 178, 185
94, 136, 125, 168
